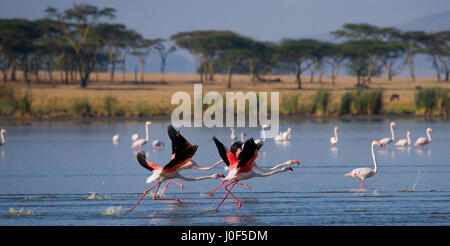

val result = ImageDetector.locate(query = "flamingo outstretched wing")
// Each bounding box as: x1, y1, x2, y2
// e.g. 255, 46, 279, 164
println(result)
237, 138, 262, 169
212, 136, 238, 168
136, 152, 162, 172
168, 125, 192, 156
163, 145, 198, 172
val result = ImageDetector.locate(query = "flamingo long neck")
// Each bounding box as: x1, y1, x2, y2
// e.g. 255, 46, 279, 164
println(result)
371, 143, 378, 173
254, 168, 289, 177
407, 134, 411, 145
426, 130, 432, 142
390, 124, 395, 140
144, 123, 150, 142
241, 133, 245, 142
0, 131, 4, 145
176, 173, 218, 181
253, 161, 293, 173
334, 128, 338, 142
195, 160, 223, 171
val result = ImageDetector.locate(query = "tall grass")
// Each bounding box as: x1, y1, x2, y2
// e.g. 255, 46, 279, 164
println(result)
311, 89, 331, 116
280, 93, 300, 115
415, 87, 450, 115
0, 84, 17, 116
339, 89, 383, 115
71, 97, 92, 117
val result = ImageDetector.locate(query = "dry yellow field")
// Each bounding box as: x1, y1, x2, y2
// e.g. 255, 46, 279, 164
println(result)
6, 71, 450, 118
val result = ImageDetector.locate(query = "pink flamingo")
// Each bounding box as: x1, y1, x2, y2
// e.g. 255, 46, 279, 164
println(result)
0, 129, 6, 146
208, 137, 297, 210
345, 140, 383, 189
415, 128, 432, 147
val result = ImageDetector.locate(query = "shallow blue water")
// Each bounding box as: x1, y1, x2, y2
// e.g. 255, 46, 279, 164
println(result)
0, 119, 449, 225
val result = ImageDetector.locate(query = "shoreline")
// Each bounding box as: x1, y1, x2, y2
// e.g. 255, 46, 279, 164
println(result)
1, 114, 449, 126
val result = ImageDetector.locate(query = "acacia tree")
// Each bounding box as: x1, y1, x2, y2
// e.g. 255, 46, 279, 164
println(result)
131, 37, 162, 83
279, 39, 317, 89
423, 31, 449, 82
399, 31, 428, 82
46, 4, 116, 88
324, 43, 345, 85
154, 41, 176, 82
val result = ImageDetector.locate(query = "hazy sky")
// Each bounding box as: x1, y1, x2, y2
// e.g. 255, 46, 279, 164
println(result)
1, 0, 449, 42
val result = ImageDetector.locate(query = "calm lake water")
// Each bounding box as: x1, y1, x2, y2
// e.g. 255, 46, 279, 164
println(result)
0, 118, 449, 225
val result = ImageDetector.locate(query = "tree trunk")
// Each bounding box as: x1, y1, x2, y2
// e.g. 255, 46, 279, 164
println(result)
296, 63, 302, 89
318, 64, 324, 83
110, 62, 115, 82
227, 64, 233, 89
121, 60, 126, 82
407, 55, 415, 82
208, 61, 214, 81
10, 60, 16, 81
432, 55, 441, 82
140, 60, 145, 83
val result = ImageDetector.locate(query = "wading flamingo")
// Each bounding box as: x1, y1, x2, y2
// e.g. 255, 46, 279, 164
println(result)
127, 147, 224, 212
379, 122, 396, 148
274, 128, 291, 142
395, 131, 411, 147
415, 128, 432, 147
112, 134, 119, 144
167, 125, 223, 171
131, 121, 152, 152
345, 140, 383, 189
152, 140, 165, 150
208, 137, 297, 210
0, 129, 6, 146
131, 133, 139, 142
229, 128, 236, 141
330, 126, 340, 145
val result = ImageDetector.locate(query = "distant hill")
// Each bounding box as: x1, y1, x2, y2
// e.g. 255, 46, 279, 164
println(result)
396, 11, 450, 32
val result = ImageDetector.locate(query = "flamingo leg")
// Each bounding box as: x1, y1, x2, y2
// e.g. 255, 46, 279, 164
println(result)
160, 179, 184, 198
224, 182, 242, 208
127, 182, 160, 212
361, 180, 364, 189
153, 181, 182, 204
207, 180, 229, 196
215, 181, 235, 210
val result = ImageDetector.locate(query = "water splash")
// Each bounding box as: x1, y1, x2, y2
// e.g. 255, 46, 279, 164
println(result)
8, 207, 34, 216
103, 206, 122, 216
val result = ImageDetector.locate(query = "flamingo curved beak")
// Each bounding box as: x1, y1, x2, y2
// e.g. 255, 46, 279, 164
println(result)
287, 167, 293, 172
392, 122, 397, 126
375, 141, 383, 147
293, 160, 300, 165
218, 174, 225, 178
2, 130, 6, 134
429, 128, 433, 132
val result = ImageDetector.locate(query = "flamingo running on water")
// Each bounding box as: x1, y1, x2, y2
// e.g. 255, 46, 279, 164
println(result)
127, 147, 224, 212
112, 134, 119, 144
208, 137, 297, 210
167, 125, 223, 171
415, 128, 432, 147
395, 131, 411, 147
330, 126, 340, 145
345, 140, 383, 189
379, 122, 396, 148
131, 121, 152, 152
0, 129, 6, 146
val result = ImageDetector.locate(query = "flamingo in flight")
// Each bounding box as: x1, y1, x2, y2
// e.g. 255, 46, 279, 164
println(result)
379, 122, 396, 148
131, 121, 152, 152
345, 140, 383, 189
415, 128, 432, 147
330, 126, 340, 145
208, 137, 297, 210
395, 131, 411, 147
127, 147, 224, 212
0, 129, 6, 146
167, 125, 223, 171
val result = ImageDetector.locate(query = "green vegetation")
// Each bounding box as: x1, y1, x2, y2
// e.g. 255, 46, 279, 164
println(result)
339, 89, 383, 115
311, 89, 331, 116
415, 88, 450, 115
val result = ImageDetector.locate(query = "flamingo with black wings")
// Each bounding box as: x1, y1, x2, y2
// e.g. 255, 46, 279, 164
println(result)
127, 129, 224, 212
208, 137, 297, 210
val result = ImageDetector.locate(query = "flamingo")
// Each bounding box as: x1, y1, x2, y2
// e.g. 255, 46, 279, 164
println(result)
345, 140, 383, 189
229, 128, 236, 141
415, 128, 432, 147
167, 125, 223, 171
0, 129, 6, 146
208, 137, 297, 210
131, 133, 139, 142
127, 147, 224, 212
330, 126, 340, 145
152, 140, 165, 150
379, 122, 396, 148
112, 134, 119, 144
240, 132, 247, 142
274, 128, 291, 142
131, 121, 152, 152
395, 131, 411, 147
